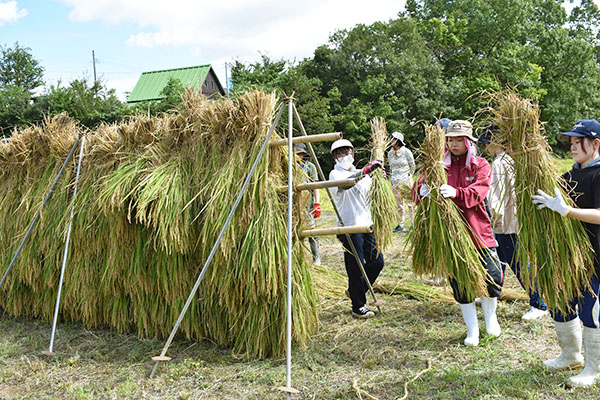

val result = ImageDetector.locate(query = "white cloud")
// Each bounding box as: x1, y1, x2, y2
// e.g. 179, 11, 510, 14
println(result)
0, 1, 27, 26
60, 0, 403, 61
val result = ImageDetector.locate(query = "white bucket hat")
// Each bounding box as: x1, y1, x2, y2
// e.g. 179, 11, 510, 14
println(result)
391, 132, 405, 144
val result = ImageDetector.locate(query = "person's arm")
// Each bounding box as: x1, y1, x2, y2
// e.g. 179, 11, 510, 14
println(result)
488, 159, 506, 225
532, 187, 600, 224
407, 149, 416, 175
567, 208, 600, 224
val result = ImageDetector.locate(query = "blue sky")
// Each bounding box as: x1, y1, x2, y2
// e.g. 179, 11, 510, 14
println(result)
0, 0, 405, 100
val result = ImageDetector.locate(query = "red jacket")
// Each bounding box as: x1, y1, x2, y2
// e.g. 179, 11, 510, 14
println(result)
414, 153, 496, 249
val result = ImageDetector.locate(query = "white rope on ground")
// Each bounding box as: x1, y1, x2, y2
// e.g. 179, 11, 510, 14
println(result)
397, 359, 432, 400
352, 378, 379, 400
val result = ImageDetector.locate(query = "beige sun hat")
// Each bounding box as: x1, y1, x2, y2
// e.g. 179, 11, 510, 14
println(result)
446, 120, 477, 142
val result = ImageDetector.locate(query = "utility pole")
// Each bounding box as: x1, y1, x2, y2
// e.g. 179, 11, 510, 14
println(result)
92, 50, 97, 83
224, 62, 229, 99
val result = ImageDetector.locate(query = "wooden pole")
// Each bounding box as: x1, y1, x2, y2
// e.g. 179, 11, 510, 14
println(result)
276, 178, 359, 193
300, 225, 373, 238
269, 132, 341, 147
296, 178, 359, 191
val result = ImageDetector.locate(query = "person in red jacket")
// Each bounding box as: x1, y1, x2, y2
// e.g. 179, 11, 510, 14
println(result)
415, 120, 504, 346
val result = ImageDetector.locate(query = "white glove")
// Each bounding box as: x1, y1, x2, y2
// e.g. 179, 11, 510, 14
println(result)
440, 184, 457, 199
531, 187, 572, 217
419, 183, 430, 198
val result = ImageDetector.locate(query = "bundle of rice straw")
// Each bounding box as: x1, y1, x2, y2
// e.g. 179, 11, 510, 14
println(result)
369, 117, 399, 252
484, 89, 595, 313
0, 90, 318, 359
406, 124, 489, 301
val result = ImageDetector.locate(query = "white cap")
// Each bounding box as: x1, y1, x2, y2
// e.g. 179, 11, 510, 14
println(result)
391, 132, 404, 143
330, 138, 354, 153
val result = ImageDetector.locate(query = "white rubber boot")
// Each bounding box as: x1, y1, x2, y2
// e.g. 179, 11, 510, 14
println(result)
459, 302, 479, 346
544, 318, 584, 371
568, 327, 600, 387
481, 297, 501, 337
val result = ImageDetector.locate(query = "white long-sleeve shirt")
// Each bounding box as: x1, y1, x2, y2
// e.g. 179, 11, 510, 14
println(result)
487, 151, 518, 234
329, 164, 373, 227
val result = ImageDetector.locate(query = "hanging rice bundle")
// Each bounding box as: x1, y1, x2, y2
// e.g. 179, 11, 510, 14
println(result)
368, 117, 399, 252
406, 124, 489, 302
0, 90, 318, 359
484, 89, 595, 313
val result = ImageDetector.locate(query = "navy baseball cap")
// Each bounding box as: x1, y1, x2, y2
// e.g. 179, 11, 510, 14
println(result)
477, 123, 499, 145
437, 118, 452, 130
559, 120, 600, 140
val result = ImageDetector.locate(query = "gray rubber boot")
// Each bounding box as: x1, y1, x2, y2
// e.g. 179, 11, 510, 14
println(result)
568, 326, 600, 387
544, 318, 584, 371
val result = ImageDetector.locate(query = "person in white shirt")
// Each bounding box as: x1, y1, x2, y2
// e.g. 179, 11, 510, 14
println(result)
388, 132, 415, 232
480, 124, 548, 320
329, 139, 384, 319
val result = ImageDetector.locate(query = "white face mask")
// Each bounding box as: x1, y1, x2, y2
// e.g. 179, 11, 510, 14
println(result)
336, 155, 354, 170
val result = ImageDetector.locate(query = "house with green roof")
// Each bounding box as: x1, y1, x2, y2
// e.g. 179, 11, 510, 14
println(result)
127, 64, 225, 103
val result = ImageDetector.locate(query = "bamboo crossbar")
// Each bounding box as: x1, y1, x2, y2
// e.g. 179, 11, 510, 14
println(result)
269, 132, 341, 147
296, 178, 358, 191
277, 178, 359, 192
300, 225, 373, 238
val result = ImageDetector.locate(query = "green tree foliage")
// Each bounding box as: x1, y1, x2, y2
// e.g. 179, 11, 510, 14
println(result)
0, 42, 44, 134
232, 0, 600, 154
403, 0, 600, 144
36, 78, 125, 128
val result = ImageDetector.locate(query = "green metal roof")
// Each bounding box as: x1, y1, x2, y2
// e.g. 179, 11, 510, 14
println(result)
127, 65, 212, 103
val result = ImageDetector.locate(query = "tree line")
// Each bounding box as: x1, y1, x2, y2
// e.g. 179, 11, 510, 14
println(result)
2, 0, 600, 161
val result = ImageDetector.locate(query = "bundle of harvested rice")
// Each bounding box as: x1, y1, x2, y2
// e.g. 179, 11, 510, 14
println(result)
483, 89, 595, 313
369, 117, 399, 252
0, 90, 318, 359
406, 124, 489, 302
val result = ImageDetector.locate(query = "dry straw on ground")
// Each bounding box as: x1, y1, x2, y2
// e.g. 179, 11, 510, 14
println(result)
0, 90, 318, 359
482, 89, 595, 313
407, 123, 489, 301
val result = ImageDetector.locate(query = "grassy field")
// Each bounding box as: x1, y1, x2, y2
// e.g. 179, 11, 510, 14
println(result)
2, 158, 599, 400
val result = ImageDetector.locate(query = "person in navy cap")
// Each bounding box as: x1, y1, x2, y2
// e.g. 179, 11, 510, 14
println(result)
532, 119, 600, 387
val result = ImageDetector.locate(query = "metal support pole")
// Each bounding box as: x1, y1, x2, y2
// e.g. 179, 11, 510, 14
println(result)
292, 104, 383, 310
43, 136, 86, 356
149, 103, 286, 378
0, 136, 81, 290
280, 98, 299, 397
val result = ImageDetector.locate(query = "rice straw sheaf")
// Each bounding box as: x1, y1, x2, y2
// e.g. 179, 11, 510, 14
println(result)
0, 90, 318, 359
482, 89, 595, 314
368, 117, 399, 252
406, 124, 489, 302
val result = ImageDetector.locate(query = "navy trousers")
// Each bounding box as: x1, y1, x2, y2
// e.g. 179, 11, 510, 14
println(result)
551, 274, 600, 328
495, 233, 547, 310
449, 247, 504, 304
337, 233, 384, 312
